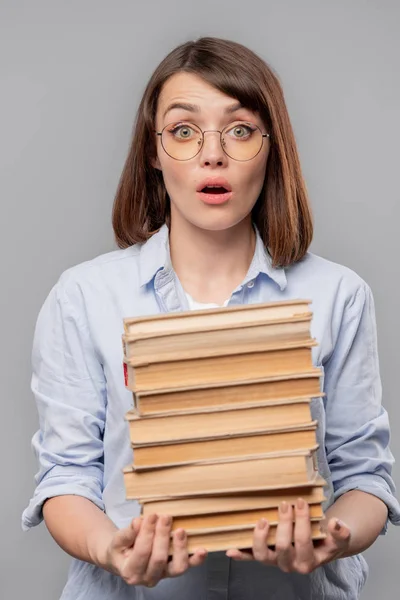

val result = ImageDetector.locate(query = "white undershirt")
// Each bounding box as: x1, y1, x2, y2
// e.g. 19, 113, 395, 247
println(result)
185, 291, 229, 310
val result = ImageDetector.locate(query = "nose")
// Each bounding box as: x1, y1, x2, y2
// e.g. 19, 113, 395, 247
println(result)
198, 130, 228, 168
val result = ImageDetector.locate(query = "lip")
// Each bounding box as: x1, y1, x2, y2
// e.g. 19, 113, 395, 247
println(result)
196, 177, 232, 193
197, 190, 232, 205
196, 176, 233, 205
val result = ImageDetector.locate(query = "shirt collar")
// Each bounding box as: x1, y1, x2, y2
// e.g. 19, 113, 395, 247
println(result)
139, 224, 170, 287
139, 223, 287, 291
245, 225, 287, 291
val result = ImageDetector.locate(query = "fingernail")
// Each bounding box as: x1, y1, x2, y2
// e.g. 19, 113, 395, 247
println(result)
334, 519, 343, 531
162, 515, 172, 526
177, 529, 186, 541
257, 518, 267, 530
148, 513, 158, 525
280, 502, 289, 514
296, 498, 305, 510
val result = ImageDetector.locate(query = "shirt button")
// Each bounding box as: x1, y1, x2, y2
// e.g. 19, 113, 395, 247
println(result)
247, 281, 255, 288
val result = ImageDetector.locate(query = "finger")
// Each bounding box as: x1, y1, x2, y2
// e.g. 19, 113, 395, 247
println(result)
124, 513, 158, 577
113, 517, 142, 551
292, 498, 316, 574
167, 529, 190, 577
275, 502, 295, 573
252, 519, 277, 564
188, 547, 208, 568
226, 548, 254, 561
167, 529, 208, 576
144, 515, 173, 585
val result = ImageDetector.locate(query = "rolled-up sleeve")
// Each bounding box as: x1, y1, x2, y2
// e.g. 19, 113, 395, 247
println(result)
323, 282, 400, 531
22, 274, 107, 531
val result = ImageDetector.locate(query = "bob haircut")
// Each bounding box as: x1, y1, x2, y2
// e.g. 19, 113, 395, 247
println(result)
112, 37, 313, 267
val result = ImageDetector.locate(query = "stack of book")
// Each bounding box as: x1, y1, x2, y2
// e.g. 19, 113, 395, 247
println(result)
122, 299, 326, 553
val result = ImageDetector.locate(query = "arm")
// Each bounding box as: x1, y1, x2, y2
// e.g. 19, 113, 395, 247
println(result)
23, 277, 119, 571
43, 494, 206, 584
324, 489, 388, 558
43, 495, 118, 571
22, 277, 107, 532
23, 276, 206, 587
227, 488, 388, 570
322, 282, 399, 533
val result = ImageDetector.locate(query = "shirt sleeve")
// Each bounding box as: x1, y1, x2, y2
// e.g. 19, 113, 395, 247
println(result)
22, 274, 107, 531
323, 281, 400, 532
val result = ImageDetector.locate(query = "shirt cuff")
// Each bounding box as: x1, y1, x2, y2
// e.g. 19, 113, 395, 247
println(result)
21, 464, 104, 532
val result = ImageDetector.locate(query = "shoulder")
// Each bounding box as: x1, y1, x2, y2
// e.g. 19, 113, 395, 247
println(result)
287, 251, 371, 307
54, 244, 143, 302
290, 251, 366, 288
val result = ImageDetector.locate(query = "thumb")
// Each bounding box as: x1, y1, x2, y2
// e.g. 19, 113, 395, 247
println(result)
328, 518, 351, 541
323, 517, 351, 552
113, 517, 142, 550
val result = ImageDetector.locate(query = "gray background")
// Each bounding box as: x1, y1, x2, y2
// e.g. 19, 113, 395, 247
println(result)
1, 0, 399, 598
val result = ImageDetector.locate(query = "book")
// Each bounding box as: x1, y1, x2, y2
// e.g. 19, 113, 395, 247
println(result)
125, 337, 316, 367
169, 521, 326, 554
123, 450, 319, 500
136, 474, 325, 503
124, 343, 317, 392
122, 299, 325, 552
123, 299, 312, 337
132, 423, 318, 469
126, 399, 315, 446
131, 370, 323, 416
141, 481, 326, 516
122, 314, 313, 363
170, 504, 323, 531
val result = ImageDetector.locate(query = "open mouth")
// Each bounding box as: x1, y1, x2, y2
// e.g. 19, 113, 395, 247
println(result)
201, 186, 229, 194
198, 185, 232, 205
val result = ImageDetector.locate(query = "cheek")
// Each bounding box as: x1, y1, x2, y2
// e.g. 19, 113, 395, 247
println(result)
159, 157, 191, 190
238, 156, 268, 192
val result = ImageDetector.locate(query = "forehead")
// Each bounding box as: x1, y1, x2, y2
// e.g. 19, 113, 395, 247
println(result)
157, 72, 241, 115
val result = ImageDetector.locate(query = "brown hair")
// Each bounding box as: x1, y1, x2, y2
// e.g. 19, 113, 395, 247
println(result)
112, 37, 313, 267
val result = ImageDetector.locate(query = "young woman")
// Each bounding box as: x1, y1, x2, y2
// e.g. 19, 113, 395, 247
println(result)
22, 37, 399, 600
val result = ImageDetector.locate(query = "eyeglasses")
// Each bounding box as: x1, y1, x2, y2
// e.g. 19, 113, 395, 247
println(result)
155, 121, 270, 162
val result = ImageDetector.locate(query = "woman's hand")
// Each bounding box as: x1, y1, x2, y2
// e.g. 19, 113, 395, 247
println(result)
226, 498, 351, 574
105, 513, 207, 587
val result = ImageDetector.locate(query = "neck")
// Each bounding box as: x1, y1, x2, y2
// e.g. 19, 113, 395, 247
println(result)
169, 214, 256, 305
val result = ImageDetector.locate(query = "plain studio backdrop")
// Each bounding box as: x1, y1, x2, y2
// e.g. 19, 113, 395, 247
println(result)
1, 1, 399, 598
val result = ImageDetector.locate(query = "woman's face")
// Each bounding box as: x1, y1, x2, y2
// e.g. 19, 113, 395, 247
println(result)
153, 72, 270, 233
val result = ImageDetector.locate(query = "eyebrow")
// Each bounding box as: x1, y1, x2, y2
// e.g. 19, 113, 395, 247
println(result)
163, 101, 244, 119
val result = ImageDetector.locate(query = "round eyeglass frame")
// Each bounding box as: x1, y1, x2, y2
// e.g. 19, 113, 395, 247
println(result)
154, 122, 270, 162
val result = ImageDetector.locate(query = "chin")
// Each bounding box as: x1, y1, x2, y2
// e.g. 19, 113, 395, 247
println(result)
188, 212, 252, 232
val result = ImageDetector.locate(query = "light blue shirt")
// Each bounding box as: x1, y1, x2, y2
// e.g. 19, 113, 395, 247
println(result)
22, 224, 400, 600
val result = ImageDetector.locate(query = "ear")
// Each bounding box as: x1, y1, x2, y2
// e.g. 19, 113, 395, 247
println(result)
151, 155, 162, 171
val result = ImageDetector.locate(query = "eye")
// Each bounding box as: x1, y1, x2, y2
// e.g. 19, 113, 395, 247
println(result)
167, 123, 197, 140
225, 123, 256, 140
